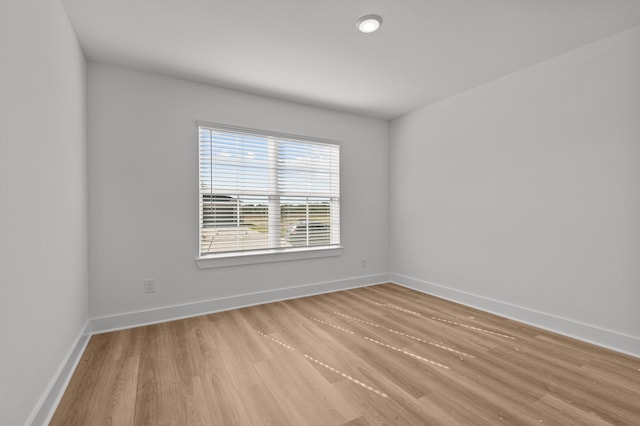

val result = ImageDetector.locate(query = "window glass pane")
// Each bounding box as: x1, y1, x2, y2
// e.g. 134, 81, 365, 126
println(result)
281, 197, 332, 248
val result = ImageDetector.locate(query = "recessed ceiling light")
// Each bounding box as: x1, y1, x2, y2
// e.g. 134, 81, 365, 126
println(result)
357, 15, 383, 34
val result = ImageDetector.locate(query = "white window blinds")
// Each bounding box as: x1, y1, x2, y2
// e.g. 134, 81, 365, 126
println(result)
198, 123, 340, 257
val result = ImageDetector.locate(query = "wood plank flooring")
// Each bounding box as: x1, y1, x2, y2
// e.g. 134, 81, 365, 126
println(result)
51, 283, 640, 425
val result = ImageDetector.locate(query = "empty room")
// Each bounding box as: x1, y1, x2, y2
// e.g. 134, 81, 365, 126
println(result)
2, 0, 640, 425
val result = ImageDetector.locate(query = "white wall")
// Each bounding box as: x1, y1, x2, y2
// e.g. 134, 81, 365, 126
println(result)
0, 0, 88, 424
88, 63, 389, 324
390, 26, 640, 355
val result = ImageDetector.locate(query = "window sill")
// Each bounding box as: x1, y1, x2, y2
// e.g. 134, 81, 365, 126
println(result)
196, 246, 343, 269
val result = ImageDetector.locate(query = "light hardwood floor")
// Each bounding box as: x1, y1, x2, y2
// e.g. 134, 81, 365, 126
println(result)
51, 284, 640, 425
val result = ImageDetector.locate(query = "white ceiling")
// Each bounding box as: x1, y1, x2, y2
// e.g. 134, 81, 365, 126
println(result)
61, 0, 640, 119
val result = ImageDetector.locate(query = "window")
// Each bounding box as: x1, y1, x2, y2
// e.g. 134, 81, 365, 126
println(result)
198, 122, 340, 260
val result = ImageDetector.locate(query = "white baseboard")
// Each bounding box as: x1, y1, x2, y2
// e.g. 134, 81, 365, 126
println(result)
391, 273, 640, 358
27, 320, 91, 426
91, 273, 392, 334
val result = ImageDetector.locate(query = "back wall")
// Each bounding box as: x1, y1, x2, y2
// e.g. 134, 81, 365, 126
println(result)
88, 63, 389, 327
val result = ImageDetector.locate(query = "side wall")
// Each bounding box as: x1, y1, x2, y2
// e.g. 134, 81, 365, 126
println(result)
390, 26, 640, 356
0, 1, 89, 424
87, 63, 389, 327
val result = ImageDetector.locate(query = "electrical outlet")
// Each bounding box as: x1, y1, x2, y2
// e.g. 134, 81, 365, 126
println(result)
361, 257, 367, 268
144, 279, 155, 293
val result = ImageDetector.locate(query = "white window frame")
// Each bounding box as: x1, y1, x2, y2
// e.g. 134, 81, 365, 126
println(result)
195, 121, 342, 269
